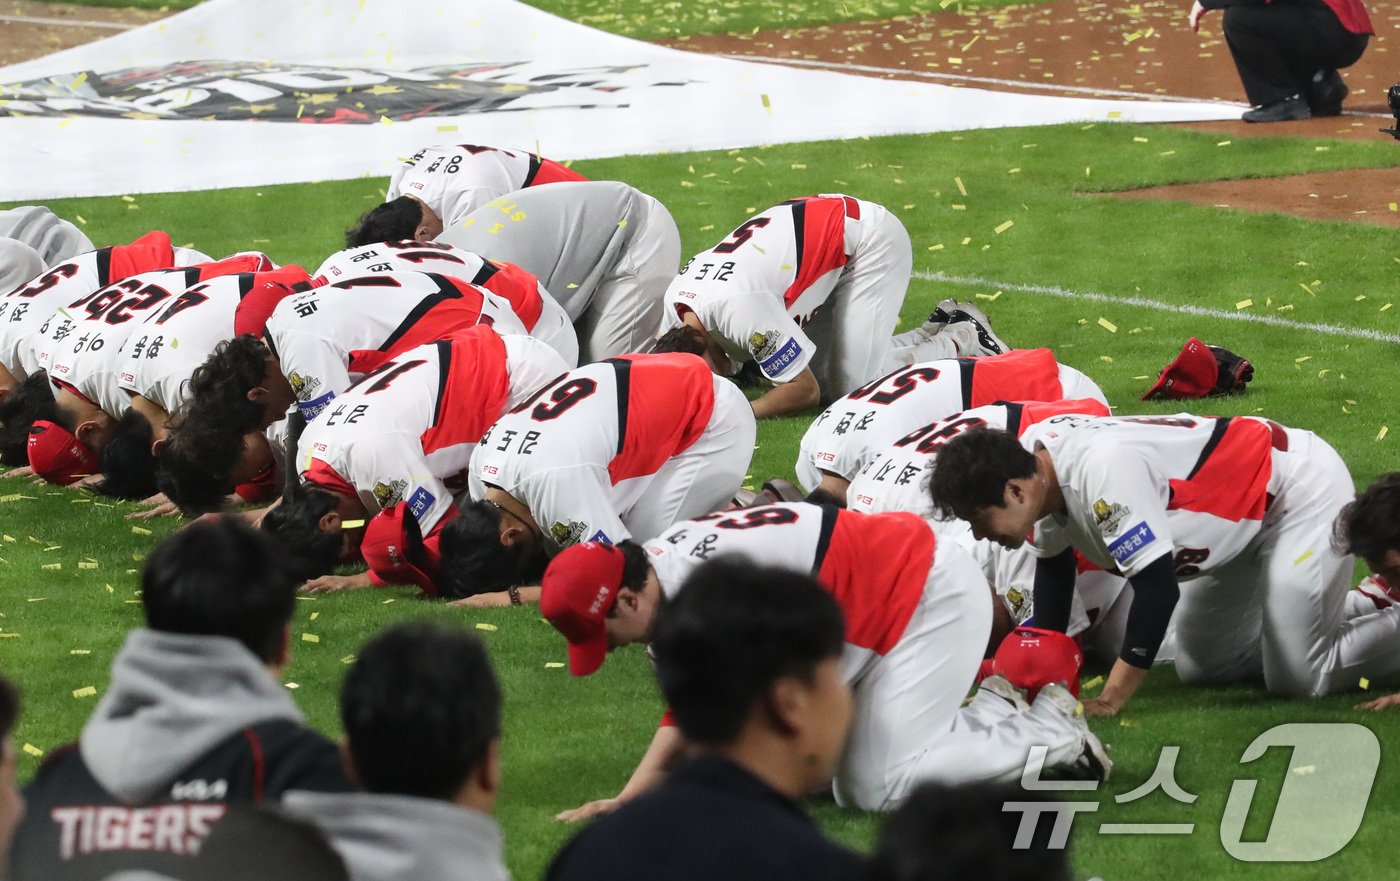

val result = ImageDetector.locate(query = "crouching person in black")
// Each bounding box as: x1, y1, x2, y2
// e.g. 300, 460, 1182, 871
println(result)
8, 517, 352, 881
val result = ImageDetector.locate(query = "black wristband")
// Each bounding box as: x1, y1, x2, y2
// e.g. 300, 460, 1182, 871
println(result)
508, 585, 522, 606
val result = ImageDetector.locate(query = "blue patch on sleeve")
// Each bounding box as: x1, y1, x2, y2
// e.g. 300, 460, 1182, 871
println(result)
1108, 521, 1157, 566
298, 391, 334, 421
589, 530, 613, 545
407, 486, 436, 522
758, 338, 803, 378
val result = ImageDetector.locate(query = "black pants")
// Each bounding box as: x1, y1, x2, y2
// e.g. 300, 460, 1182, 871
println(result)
1222, 0, 1369, 106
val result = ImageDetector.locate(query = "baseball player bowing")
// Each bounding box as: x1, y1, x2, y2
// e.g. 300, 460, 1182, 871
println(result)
928, 415, 1400, 716
540, 503, 1110, 816
797, 348, 1108, 504
346, 143, 587, 245
440, 352, 755, 600
261, 326, 568, 593
655, 195, 1008, 419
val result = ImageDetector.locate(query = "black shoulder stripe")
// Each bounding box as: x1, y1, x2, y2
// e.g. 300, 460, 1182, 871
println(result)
432, 340, 452, 427
791, 201, 806, 274
1002, 402, 1025, 436
811, 504, 839, 573
522, 154, 543, 187
957, 358, 976, 409
605, 358, 631, 456
1186, 418, 1232, 480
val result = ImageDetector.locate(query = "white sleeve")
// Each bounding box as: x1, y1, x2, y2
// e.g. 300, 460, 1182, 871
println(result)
340, 429, 456, 533
712, 293, 815, 384
276, 329, 351, 422
521, 464, 632, 553
1071, 444, 1175, 578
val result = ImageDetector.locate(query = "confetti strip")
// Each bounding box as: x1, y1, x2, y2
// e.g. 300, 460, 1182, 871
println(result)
41, 564, 61, 571
475, 623, 499, 632
545, 661, 567, 669
285, 682, 300, 689
302, 633, 320, 643
340, 655, 357, 665
69, 650, 90, 655
994, 220, 1014, 234
1097, 317, 1118, 333
1119, 718, 1140, 728
760, 94, 771, 112
1083, 675, 1105, 691
78, 562, 98, 570
23, 744, 43, 758
1293, 765, 1317, 775
339, 519, 365, 529
1235, 299, 1252, 310
1378, 426, 1389, 442
955, 177, 967, 196
131, 526, 152, 536
310, 612, 320, 621
1360, 677, 1371, 690
1294, 549, 1314, 565
72, 687, 97, 699
381, 598, 395, 605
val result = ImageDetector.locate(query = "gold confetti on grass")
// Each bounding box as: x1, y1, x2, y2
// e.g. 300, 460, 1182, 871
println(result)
23, 744, 43, 758
1378, 426, 1390, 442
381, 598, 395, 605
41, 564, 61, 571
475, 623, 499, 632
78, 562, 98, 570
545, 662, 566, 669
131, 526, 152, 536
1235, 299, 1252, 310
310, 612, 319, 621
1, 536, 12, 543
994, 220, 1013, 234
927, 244, 944, 251
1119, 718, 1140, 728
302, 633, 320, 644
72, 687, 96, 699
1082, 675, 1105, 691
340, 655, 356, 665
70, 650, 90, 655
284, 682, 299, 690
1097, 317, 1118, 333
955, 176, 967, 196
1216, 140, 1232, 147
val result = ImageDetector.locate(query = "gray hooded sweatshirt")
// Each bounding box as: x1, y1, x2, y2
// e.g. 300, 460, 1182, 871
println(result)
80, 629, 304, 805
283, 790, 510, 881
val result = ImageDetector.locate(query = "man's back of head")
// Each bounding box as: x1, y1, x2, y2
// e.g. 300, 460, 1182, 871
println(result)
141, 516, 298, 664
341, 622, 502, 806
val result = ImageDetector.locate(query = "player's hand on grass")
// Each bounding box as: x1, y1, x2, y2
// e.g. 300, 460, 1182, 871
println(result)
555, 799, 622, 823
0, 465, 34, 479
302, 572, 373, 593
1188, 0, 1208, 32
1357, 692, 1400, 711
449, 591, 512, 608
126, 500, 180, 520
1082, 697, 1120, 717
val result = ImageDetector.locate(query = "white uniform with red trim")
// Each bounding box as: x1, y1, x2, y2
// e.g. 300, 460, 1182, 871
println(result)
263, 271, 529, 422
438, 181, 681, 362
1022, 414, 1400, 695
314, 241, 577, 367
660, 195, 913, 400
297, 329, 567, 535
796, 348, 1108, 491
468, 353, 755, 553
645, 503, 1087, 810
387, 144, 587, 227
0, 233, 176, 382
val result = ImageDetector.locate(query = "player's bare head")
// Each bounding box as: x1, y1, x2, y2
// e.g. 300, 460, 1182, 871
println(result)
869, 782, 1071, 881
188, 334, 281, 435
345, 196, 435, 248
438, 500, 546, 598
928, 427, 1037, 521
0, 371, 56, 466
141, 516, 298, 665
341, 622, 502, 804
261, 486, 347, 582
652, 325, 709, 358
157, 415, 257, 516
652, 559, 848, 763
192, 806, 348, 881
1334, 472, 1400, 571
87, 409, 159, 501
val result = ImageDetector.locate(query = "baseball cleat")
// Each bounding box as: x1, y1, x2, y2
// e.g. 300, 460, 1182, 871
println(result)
729, 488, 760, 509
942, 300, 1009, 355
977, 673, 1031, 711
761, 478, 805, 504
1036, 682, 1113, 782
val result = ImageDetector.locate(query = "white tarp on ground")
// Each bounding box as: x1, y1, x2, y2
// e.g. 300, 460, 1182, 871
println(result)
0, 0, 1243, 200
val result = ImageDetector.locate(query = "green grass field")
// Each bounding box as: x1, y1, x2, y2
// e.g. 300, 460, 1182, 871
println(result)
11, 2, 1400, 879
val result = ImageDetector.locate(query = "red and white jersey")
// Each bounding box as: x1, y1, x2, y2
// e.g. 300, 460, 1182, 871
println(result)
1023, 414, 1291, 579
314, 241, 577, 365
661, 195, 872, 383
387, 144, 587, 227
848, 399, 1113, 519
262, 271, 530, 421
648, 503, 936, 656
799, 349, 1108, 489
971, 539, 1127, 641
115, 267, 308, 416
469, 353, 717, 552
0, 231, 175, 381
299, 328, 567, 534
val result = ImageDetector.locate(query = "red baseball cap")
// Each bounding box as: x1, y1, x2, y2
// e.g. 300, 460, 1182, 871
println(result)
27, 420, 99, 485
540, 542, 626, 676
360, 502, 451, 597
992, 627, 1083, 699
1142, 338, 1219, 400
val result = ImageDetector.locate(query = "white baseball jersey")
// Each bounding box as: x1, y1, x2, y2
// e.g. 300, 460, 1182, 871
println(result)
314, 241, 577, 366
265, 271, 529, 421
798, 348, 1108, 489
299, 329, 567, 534
1023, 414, 1289, 579
0, 233, 175, 381
470, 353, 721, 552
387, 144, 586, 227
661, 195, 870, 384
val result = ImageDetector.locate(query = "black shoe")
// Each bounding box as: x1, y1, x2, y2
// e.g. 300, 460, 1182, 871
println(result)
1242, 95, 1310, 123
1308, 69, 1348, 117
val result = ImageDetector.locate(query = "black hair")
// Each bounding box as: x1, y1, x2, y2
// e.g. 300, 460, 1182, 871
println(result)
345, 197, 423, 248
616, 539, 651, 594
804, 487, 845, 508
194, 806, 347, 881
438, 499, 543, 598
155, 425, 244, 517
185, 335, 273, 438
88, 408, 158, 500
341, 622, 501, 800
867, 782, 1071, 881
0, 372, 57, 466
141, 516, 298, 663
652, 325, 709, 357
651, 558, 845, 746
260, 486, 344, 582
927, 427, 1037, 520
1334, 472, 1400, 561
0, 675, 18, 739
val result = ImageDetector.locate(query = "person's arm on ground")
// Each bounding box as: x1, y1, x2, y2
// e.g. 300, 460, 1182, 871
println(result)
1083, 554, 1179, 716
750, 367, 821, 419
555, 723, 687, 822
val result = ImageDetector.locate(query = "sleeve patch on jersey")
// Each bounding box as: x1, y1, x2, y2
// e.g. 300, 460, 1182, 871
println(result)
407, 486, 436, 521
757, 337, 803, 379
1108, 521, 1157, 566
588, 530, 614, 545
297, 391, 334, 421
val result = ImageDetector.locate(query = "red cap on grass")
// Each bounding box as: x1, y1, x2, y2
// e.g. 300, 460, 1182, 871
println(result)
540, 542, 626, 677
360, 502, 449, 596
27, 420, 99, 485
992, 627, 1083, 699
1142, 337, 1218, 400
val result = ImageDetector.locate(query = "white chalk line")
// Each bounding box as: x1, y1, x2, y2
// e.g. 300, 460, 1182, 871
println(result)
731, 54, 1393, 119
0, 14, 136, 31
912, 270, 1400, 344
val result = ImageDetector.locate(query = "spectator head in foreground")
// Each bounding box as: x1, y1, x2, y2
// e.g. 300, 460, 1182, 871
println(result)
195, 806, 349, 881
652, 558, 850, 798
867, 781, 1071, 881
0, 675, 22, 869
341, 622, 503, 810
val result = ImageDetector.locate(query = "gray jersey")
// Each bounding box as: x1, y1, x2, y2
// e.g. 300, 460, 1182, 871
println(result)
0, 206, 93, 267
